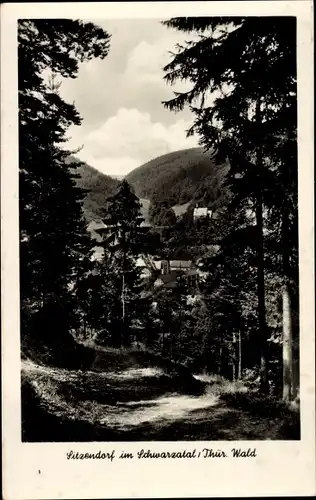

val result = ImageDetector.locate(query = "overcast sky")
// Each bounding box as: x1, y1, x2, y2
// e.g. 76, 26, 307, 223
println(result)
60, 19, 199, 177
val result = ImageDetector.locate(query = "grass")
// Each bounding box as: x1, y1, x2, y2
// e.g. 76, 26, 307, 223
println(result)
195, 373, 249, 396
21, 345, 301, 442
218, 391, 300, 439
22, 334, 96, 370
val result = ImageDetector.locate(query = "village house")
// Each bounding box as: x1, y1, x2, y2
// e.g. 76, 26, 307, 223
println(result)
161, 259, 192, 274
153, 271, 180, 289
153, 258, 200, 290
193, 206, 213, 220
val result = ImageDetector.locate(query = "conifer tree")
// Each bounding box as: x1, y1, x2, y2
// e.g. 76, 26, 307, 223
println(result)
149, 200, 177, 226
162, 17, 297, 396
100, 180, 149, 346
19, 19, 110, 356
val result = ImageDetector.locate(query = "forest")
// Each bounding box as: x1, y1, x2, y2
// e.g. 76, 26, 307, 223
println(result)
126, 146, 230, 207
19, 17, 300, 441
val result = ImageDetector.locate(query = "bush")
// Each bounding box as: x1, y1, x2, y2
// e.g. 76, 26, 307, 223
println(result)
219, 392, 299, 419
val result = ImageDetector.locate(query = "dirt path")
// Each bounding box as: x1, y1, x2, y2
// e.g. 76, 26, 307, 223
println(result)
21, 360, 300, 441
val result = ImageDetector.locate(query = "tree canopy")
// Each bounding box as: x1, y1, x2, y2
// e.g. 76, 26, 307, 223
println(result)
19, 19, 111, 358
162, 16, 298, 398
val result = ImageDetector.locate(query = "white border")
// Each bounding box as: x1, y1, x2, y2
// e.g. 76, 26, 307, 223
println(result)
1, 2, 315, 499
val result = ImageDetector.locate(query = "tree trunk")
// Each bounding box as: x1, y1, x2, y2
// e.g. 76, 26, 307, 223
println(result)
238, 329, 242, 379
256, 189, 269, 393
232, 363, 236, 382
121, 229, 129, 347
232, 337, 236, 382
232, 331, 237, 381
120, 272, 125, 347
282, 282, 294, 400
122, 273, 125, 321
281, 203, 295, 401
218, 345, 222, 375
255, 98, 269, 393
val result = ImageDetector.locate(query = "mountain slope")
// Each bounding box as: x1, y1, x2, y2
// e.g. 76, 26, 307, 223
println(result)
67, 157, 119, 222
126, 147, 230, 208
66, 147, 230, 224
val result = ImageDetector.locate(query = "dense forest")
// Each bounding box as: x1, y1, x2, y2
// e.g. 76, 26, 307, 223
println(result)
161, 16, 299, 401
68, 147, 227, 225
67, 156, 119, 222
20, 17, 300, 442
126, 147, 230, 208
19, 18, 111, 367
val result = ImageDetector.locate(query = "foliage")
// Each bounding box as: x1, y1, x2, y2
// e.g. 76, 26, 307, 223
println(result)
162, 16, 298, 397
91, 180, 151, 346
20, 17, 299, 435
19, 19, 110, 357
126, 147, 230, 207
67, 156, 120, 222
148, 200, 177, 226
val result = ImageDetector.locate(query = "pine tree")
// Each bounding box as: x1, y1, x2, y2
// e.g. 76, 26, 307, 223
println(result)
154, 283, 188, 358
19, 19, 110, 358
197, 201, 257, 379
162, 16, 297, 396
100, 180, 149, 346
263, 117, 299, 399
149, 200, 176, 227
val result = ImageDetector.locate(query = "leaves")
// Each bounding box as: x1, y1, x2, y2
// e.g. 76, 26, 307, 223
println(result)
162, 16, 298, 389
94, 180, 151, 345
19, 20, 111, 350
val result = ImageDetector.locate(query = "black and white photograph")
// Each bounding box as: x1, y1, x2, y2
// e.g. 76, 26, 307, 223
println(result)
18, 13, 303, 443
1, 1, 315, 498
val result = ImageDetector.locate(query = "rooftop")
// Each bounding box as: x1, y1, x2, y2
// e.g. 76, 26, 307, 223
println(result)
169, 260, 192, 269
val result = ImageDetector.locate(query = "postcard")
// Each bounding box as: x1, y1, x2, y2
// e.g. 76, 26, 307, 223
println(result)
1, 1, 315, 498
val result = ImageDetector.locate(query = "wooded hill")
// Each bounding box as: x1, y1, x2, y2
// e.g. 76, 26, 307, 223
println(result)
19, 18, 300, 444
126, 147, 230, 208
68, 147, 231, 223
67, 156, 119, 222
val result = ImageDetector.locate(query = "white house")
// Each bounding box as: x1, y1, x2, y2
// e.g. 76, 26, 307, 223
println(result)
87, 220, 106, 242
91, 246, 104, 262
169, 260, 192, 272
136, 257, 152, 279
193, 207, 212, 220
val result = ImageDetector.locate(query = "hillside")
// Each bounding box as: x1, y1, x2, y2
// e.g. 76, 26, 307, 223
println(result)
22, 346, 299, 442
65, 148, 231, 224
126, 147, 230, 208
67, 157, 151, 224
67, 156, 120, 222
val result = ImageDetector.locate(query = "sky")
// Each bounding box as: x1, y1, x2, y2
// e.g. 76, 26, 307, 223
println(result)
60, 19, 200, 177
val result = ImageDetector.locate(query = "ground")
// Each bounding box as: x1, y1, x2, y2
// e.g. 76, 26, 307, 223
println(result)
21, 345, 300, 442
